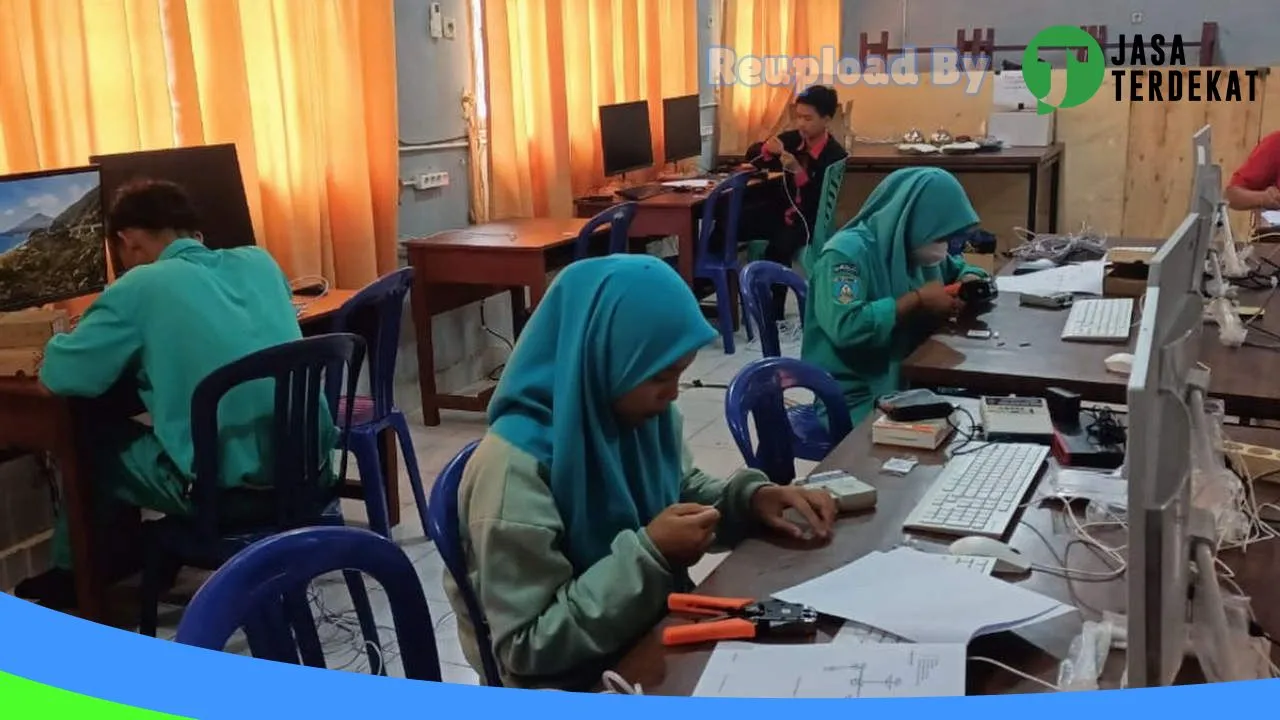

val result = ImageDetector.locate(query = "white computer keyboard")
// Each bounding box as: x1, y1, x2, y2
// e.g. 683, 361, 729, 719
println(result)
1060, 298, 1134, 342
903, 443, 1050, 538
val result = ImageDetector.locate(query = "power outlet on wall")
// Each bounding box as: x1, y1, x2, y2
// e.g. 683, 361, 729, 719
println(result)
429, 3, 444, 38
413, 172, 451, 190
701, 125, 715, 138
443, 18, 457, 39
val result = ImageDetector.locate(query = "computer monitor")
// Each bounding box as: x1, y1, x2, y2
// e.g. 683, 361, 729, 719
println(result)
91, 144, 256, 255
1126, 211, 1213, 688
662, 94, 702, 164
0, 166, 106, 312
599, 100, 654, 177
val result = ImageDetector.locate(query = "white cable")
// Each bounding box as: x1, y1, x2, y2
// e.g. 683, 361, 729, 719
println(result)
1009, 223, 1109, 264
970, 656, 1061, 692
600, 670, 643, 695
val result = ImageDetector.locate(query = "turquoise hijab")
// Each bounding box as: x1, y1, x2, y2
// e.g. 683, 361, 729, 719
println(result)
825, 167, 979, 298
487, 255, 718, 573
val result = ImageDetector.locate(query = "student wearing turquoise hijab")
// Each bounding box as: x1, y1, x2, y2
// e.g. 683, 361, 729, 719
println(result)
444, 254, 837, 690
802, 167, 989, 425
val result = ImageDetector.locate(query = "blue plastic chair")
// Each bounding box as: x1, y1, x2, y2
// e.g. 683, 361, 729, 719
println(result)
574, 202, 638, 260
740, 260, 808, 357
138, 333, 377, 660
725, 356, 854, 484
174, 526, 442, 681
426, 439, 502, 686
329, 268, 427, 541
693, 171, 754, 354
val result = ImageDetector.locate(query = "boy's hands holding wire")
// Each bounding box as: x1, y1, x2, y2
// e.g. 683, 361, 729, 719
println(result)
751, 485, 837, 541
646, 503, 720, 568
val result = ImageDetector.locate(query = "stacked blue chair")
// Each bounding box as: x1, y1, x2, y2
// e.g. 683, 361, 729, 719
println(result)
175, 525, 442, 680
691, 171, 754, 354
725, 356, 853, 484
426, 440, 502, 686
574, 202, 638, 260
329, 267, 428, 541
739, 260, 807, 357
138, 333, 379, 665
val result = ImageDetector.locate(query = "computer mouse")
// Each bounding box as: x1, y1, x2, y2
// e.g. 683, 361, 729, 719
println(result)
1104, 352, 1134, 375
948, 536, 1032, 575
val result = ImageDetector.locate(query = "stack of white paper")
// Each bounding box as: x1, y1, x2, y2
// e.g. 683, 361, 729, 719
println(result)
994, 260, 1106, 297
693, 641, 967, 698
773, 547, 1075, 643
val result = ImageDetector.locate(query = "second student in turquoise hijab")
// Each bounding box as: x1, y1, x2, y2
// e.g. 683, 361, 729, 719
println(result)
444, 254, 837, 690
802, 167, 990, 425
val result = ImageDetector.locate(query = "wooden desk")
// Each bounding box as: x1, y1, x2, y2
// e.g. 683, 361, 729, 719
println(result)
0, 290, 372, 624
404, 218, 587, 426
845, 144, 1064, 234
612, 418, 1280, 695
573, 173, 785, 289
902, 253, 1280, 421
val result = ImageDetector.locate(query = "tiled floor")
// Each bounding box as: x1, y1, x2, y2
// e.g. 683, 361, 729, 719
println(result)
157, 308, 817, 684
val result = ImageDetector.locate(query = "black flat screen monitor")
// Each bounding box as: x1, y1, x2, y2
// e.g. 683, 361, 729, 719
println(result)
663, 94, 702, 163
0, 166, 106, 312
91, 144, 256, 254
599, 100, 654, 176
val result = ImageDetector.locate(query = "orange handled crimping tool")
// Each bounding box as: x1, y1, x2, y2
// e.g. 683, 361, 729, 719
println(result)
660, 593, 818, 647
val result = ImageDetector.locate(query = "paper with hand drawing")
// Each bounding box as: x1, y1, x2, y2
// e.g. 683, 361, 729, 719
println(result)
692, 641, 966, 698
994, 260, 1106, 297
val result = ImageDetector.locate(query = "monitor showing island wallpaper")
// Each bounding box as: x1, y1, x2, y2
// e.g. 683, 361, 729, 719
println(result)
0, 167, 106, 312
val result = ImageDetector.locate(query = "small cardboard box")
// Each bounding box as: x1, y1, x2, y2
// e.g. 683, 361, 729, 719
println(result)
0, 347, 43, 378
0, 309, 67, 350
1104, 246, 1156, 298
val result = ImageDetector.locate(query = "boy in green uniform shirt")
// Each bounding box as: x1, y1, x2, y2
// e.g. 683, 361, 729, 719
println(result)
17, 179, 335, 608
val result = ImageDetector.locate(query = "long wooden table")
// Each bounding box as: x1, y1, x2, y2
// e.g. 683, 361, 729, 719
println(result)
0, 289, 394, 624
901, 247, 1280, 421
845, 143, 1064, 234
573, 173, 785, 289
612, 417, 1280, 695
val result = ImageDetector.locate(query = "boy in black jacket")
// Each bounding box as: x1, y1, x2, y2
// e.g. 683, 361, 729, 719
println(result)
744, 85, 848, 324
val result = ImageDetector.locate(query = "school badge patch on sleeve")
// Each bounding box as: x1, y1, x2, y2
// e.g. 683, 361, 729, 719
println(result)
832, 263, 859, 305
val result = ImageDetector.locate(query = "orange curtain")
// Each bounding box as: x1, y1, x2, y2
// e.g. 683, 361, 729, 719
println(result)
482, 0, 699, 219
717, 0, 842, 155
0, 0, 398, 289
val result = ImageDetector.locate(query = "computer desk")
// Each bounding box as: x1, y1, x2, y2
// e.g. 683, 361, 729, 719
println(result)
845, 144, 1064, 234
404, 218, 588, 427
0, 288, 405, 625
901, 242, 1280, 422
573, 172, 786, 289
609, 417, 1280, 695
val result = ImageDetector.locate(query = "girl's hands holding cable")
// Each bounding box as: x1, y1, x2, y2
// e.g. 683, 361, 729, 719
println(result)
646, 503, 720, 568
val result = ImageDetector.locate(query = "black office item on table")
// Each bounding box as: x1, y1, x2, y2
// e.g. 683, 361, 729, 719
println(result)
0, 166, 107, 312
599, 100, 655, 177
91, 144, 256, 255
1051, 411, 1126, 470
1044, 387, 1082, 423
662, 94, 702, 164
877, 389, 955, 422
